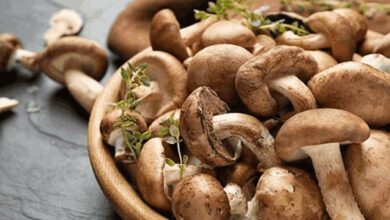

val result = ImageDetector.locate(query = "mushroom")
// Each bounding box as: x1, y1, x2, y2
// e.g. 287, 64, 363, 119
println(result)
180, 86, 281, 169
120, 51, 187, 123
305, 50, 337, 72
308, 62, 390, 127
150, 9, 189, 62
275, 108, 370, 220
0, 97, 18, 113
236, 45, 318, 118
359, 30, 385, 55
251, 166, 325, 220
276, 9, 367, 61
0, 36, 108, 112
148, 109, 181, 137
187, 44, 253, 106
375, 33, 390, 57
201, 20, 256, 49
100, 109, 147, 163
107, 0, 211, 59
345, 130, 390, 220
252, 34, 276, 56
171, 173, 231, 220
44, 9, 83, 45
136, 137, 202, 211
361, 54, 390, 73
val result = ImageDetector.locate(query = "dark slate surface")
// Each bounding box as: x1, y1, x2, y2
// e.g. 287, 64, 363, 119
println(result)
0, 0, 130, 219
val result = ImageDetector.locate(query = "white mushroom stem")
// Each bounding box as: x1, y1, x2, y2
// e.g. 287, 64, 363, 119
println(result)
276, 31, 330, 50
44, 21, 70, 45
224, 183, 248, 216
212, 113, 281, 170
302, 143, 365, 220
107, 129, 134, 163
180, 16, 217, 46
0, 97, 18, 113
268, 74, 317, 119
11, 48, 39, 70
64, 69, 103, 113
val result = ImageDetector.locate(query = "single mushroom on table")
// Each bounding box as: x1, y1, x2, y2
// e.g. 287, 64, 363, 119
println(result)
360, 54, 390, 73
136, 137, 202, 212
120, 51, 188, 123
345, 130, 390, 220
201, 20, 257, 49
44, 9, 83, 45
308, 62, 390, 127
187, 44, 253, 106
275, 108, 370, 220
180, 86, 281, 170
249, 166, 325, 220
0, 36, 108, 112
107, 0, 210, 59
236, 45, 318, 119
277, 8, 367, 61
0, 97, 18, 113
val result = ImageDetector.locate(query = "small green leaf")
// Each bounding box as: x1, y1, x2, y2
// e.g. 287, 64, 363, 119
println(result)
140, 130, 152, 140
157, 127, 170, 137
140, 75, 150, 87
183, 155, 189, 165
166, 158, 175, 166
169, 125, 180, 139
121, 68, 129, 81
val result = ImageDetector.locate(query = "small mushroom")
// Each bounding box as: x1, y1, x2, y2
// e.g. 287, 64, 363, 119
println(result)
180, 87, 281, 169
107, 0, 211, 59
0, 97, 18, 113
187, 44, 253, 106
172, 173, 231, 220
44, 9, 83, 45
148, 109, 180, 137
345, 130, 390, 220
150, 9, 189, 62
0, 36, 108, 112
251, 166, 325, 219
277, 9, 367, 61
305, 50, 337, 72
136, 137, 201, 211
308, 62, 390, 127
275, 108, 370, 220
359, 30, 385, 55
252, 34, 276, 56
0, 34, 36, 72
201, 20, 256, 49
120, 51, 187, 123
100, 109, 147, 163
236, 45, 318, 118
361, 54, 390, 73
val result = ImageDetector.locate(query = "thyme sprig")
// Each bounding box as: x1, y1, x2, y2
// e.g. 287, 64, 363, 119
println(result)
158, 112, 189, 178
113, 63, 152, 162
195, 0, 309, 36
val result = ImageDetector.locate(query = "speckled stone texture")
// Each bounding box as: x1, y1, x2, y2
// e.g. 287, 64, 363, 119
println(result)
0, 0, 130, 219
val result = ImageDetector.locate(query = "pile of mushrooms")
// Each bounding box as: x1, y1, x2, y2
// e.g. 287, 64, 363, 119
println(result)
99, 5, 390, 220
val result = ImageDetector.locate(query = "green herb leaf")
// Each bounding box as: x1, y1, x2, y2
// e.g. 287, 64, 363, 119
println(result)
141, 130, 152, 140
169, 125, 180, 139
166, 158, 176, 166
164, 136, 177, 145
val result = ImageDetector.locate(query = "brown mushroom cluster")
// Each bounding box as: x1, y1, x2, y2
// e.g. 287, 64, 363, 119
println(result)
99, 4, 390, 220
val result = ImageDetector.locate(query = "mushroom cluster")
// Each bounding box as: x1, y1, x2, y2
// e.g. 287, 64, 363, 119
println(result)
99, 2, 390, 220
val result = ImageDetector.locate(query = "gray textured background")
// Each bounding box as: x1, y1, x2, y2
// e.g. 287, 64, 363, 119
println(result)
0, 0, 131, 219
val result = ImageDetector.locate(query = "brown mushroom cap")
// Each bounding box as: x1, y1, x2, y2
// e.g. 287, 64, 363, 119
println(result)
308, 62, 390, 127
333, 8, 368, 42
150, 9, 188, 62
305, 50, 337, 72
201, 20, 256, 49
345, 130, 390, 220
275, 108, 369, 162
254, 166, 325, 220
0, 34, 22, 48
305, 11, 355, 61
38, 37, 108, 84
127, 51, 188, 123
100, 108, 147, 144
180, 86, 232, 166
218, 161, 257, 188
107, 0, 208, 59
172, 173, 230, 220
136, 137, 177, 211
236, 45, 318, 117
276, 31, 331, 51
187, 44, 253, 106
359, 30, 384, 56
375, 33, 390, 57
